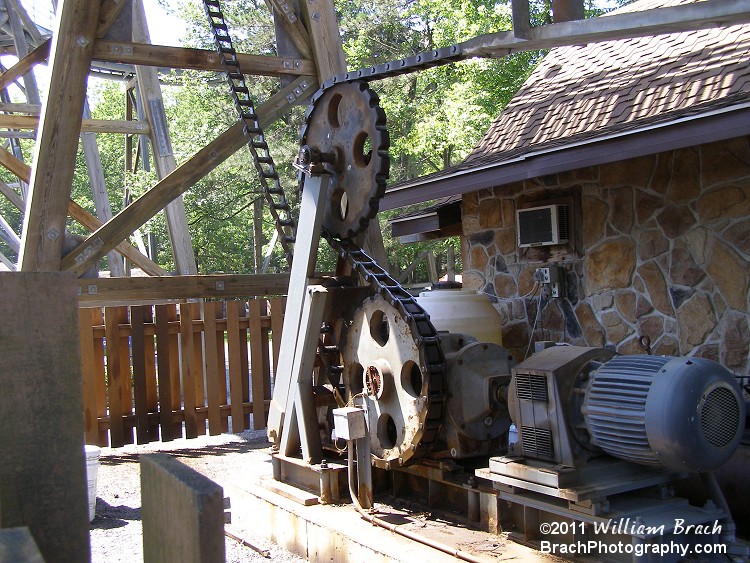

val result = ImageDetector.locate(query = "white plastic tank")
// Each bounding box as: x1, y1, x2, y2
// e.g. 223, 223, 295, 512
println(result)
416, 286, 503, 345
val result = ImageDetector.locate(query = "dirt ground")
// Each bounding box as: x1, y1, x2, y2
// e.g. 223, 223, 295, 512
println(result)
89, 429, 305, 563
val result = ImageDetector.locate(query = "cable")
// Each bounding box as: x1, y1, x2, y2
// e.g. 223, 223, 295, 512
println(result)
523, 285, 543, 360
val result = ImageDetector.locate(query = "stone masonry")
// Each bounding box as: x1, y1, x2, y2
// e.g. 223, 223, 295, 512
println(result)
462, 137, 750, 376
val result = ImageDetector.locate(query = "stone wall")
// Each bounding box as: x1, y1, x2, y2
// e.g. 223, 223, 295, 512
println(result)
461, 136, 750, 376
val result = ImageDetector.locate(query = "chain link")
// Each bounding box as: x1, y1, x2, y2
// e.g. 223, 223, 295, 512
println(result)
203, 0, 297, 266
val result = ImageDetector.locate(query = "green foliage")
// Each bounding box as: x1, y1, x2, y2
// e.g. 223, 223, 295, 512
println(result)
11, 0, 627, 280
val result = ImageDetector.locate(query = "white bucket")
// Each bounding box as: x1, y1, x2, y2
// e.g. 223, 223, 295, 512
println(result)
84, 445, 101, 522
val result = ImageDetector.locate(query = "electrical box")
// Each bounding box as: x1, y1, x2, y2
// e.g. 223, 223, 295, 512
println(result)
517, 204, 569, 247
333, 407, 367, 441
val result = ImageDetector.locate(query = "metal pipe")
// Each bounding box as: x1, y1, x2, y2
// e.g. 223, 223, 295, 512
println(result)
345, 440, 489, 563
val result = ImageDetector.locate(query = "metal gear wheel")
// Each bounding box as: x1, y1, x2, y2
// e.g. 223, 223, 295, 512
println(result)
300, 80, 389, 239
341, 294, 441, 468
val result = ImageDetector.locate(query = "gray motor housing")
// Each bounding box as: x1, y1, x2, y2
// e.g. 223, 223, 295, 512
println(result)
583, 355, 745, 472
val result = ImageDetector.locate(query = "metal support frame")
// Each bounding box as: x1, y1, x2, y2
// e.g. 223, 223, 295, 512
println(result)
267, 174, 329, 460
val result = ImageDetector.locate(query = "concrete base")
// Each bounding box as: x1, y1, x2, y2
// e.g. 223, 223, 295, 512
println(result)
228, 480, 550, 562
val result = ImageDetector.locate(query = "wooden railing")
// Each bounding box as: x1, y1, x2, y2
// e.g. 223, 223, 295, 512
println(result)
77, 275, 288, 448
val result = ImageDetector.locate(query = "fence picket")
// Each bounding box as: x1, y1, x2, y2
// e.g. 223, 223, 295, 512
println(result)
249, 298, 269, 430
226, 301, 245, 433
180, 303, 199, 438
203, 301, 222, 436
270, 296, 286, 378
215, 304, 229, 433
91, 308, 108, 445
155, 304, 176, 442
105, 306, 126, 447
240, 302, 251, 430
79, 308, 100, 445
143, 306, 159, 441
131, 305, 150, 444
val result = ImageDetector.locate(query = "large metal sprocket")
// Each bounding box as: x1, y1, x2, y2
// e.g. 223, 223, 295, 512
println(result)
300, 80, 390, 239
342, 294, 437, 468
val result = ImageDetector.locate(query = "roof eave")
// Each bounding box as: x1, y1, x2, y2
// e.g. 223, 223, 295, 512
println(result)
381, 102, 750, 210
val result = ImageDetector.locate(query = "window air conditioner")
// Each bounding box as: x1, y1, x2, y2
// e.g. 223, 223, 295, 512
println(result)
516, 204, 569, 247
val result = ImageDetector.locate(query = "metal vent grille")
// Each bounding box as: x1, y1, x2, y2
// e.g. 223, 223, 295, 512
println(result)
700, 386, 740, 448
515, 373, 548, 402
520, 426, 553, 458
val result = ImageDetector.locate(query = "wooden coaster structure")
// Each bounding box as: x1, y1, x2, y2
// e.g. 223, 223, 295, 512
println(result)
0, 0, 745, 281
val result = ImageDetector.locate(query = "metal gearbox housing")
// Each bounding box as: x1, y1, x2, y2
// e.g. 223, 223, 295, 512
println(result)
441, 333, 514, 459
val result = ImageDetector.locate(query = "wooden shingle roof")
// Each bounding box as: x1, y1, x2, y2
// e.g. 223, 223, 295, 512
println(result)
468, 0, 750, 163
382, 0, 750, 210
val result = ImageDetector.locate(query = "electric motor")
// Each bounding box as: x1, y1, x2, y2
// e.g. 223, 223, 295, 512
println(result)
510, 346, 745, 472
582, 354, 745, 472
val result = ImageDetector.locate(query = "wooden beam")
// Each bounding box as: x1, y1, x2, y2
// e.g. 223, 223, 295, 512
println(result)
4, 0, 41, 105
0, 113, 150, 134
0, 143, 165, 276
0, 179, 23, 209
0, 145, 29, 180
0, 38, 49, 92
298, 0, 346, 81
266, 0, 313, 60
81, 99, 125, 276
0, 102, 40, 114
133, 0, 196, 275
511, 0, 531, 38
552, 0, 585, 23
461, 0, 750, 57
93, 40, 316, 77
5, 0, 43, 45
18, 0, 101, 272
97, 0, 128, 39
67, 200, 167, 276
61, 75, 317, 276
76, 273, 291, 305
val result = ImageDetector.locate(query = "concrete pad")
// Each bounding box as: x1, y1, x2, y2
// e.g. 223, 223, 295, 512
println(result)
229, 479, 553, 562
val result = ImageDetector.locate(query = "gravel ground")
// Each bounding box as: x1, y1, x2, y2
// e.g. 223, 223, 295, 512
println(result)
90, 430, 305, 563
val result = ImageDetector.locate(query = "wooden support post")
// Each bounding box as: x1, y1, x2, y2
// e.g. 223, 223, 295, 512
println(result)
132, 0, 197, 275
18, 0, 101, 272
552, 0, 585, 23
447, 244, 455, 282
267, 0, 313, 60
0, 178, 24, 209
60, 76, 316, 276
0, 272, 90, 563
299, 0, 346, 81
82, 99, 125, 276
511, 0, 531, 38
0, 39, 50, 92
426, 250, 438, 283
4, 0, 41, 105
140, 454, 224, 563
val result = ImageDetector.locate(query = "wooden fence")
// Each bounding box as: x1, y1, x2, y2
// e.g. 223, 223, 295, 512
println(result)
79, 297, 286, 447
